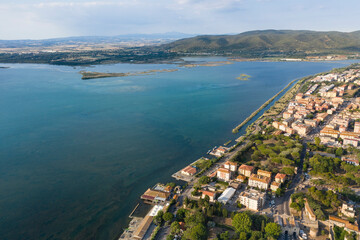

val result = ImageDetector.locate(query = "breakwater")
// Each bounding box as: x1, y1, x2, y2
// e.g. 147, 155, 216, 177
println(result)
232, 78, 298, 133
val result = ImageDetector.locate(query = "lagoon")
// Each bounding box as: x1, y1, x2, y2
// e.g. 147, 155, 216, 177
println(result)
0, 59, 357, 239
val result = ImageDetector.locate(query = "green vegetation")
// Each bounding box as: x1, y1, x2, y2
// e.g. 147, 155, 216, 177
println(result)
290, 186, 340, 220
306, 154, 360, 186
162, 30, 360, 57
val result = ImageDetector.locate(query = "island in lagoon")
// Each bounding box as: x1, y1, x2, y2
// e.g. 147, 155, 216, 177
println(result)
80, 68, 178, 80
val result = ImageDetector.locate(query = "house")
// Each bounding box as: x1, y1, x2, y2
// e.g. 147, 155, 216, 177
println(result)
341, 156, 359, 166
236, 175, 246, 182
270, 181, 281, 191
257, 169, 272, 178
343, 138, 360, 147
354, 122, 360, 133
181, 165, 197, 176
141, 188, 170, 204
340, 131, 360, 141
199, 190, 217, 202
217, 168, 231, 181
238, 189, 266, 211
275, 173, 287, 183
248, 174, 271, 190
238, 164, 254, 177
341, 203, 356, 218
224, 161, 238, 172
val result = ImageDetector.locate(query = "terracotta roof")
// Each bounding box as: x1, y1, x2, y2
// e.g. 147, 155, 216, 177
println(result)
238, 164, 254, 172
271, 181, 281, 187
275, 173, 286, 179
249, 174, 271, 184
236, 175, 246, 181
224, 161, 237, 166
217, 168, 230, 174
181, 165, 197, 175
199, 190, 216, 197
133, 215, 153, 239
257, 169, 272, 176
329, 215, 359, 231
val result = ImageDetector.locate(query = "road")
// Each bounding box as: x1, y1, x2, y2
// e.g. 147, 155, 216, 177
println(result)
276, 141, 307, 215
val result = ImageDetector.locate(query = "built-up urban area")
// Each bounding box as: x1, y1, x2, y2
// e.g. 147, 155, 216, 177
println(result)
120, 64, 360, 240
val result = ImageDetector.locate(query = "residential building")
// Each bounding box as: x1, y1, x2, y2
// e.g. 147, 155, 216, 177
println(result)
355, 122, 360, 133
248, 174, 270, 190
224, 161, 238, 172
341, 156, 359, 166
199, 190, 217, 202
236, 175, 246, 182
275, 173, 287, 183
320, 127, 340, 138
270, 181, 281, 191
341, 203, 356, 218
329, 216, 359, 235
239, 189, 266, 211
257, 169, 272, 178
217, 168, 231, 181
343, 138, 360, 147
238, 164, 254, 177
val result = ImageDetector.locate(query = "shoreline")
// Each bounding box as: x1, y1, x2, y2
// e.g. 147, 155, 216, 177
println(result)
232, 77, 299, 133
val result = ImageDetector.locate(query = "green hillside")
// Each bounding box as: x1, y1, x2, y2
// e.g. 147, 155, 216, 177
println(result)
161, 30, 360, 57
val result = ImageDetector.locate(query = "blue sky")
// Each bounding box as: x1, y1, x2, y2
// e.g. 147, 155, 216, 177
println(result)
0, 0, 359, 39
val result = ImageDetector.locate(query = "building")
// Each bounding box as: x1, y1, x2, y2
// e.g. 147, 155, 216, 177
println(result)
199, 190, 217, 202
224, 161, 238, 172
248, 174, 271, 190
340, 131, 360, 141
217, 168, 231, 181
210, 146, 229, 157
341, 203, 356, 218
236, 175, 246, 182
270, 181, 281, 191
238, 189, 266, 211
341, 156, 359, 166
355, 122, 360, 133
275, 173, 287, 183
329, 216, 359, 235
320, 127, 340, 138
275, 215, 300, 237
238, 164, 254, 177
217, 187, 236, 205
257, 169, 272, 178
343, 138, 360, 147
141, 188, 170, 204
181, 165, 197, 176
133, 215, 153, 239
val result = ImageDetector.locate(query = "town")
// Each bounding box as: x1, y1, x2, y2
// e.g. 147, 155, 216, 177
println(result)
120, 64, 360, 240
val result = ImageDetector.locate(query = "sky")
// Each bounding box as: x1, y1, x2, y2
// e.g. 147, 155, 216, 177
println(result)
0, 0, 359, 40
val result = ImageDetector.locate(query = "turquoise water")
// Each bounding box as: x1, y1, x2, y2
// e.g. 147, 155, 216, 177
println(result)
0, 59, 358, 239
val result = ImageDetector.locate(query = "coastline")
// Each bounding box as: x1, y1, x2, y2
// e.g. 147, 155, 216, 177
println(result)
118, 68, 319, 239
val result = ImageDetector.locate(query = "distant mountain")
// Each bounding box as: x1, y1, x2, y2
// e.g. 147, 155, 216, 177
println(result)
0, 32, 196, 48
161, 30, 360, 56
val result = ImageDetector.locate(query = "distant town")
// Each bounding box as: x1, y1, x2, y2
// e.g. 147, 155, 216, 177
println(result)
120, 64, 360, 240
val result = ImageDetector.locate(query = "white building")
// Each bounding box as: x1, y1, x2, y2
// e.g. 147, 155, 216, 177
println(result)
217, 187, 236, 205
238, 189, 266, 211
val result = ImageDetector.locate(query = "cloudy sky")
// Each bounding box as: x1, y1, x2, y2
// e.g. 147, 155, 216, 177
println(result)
0, 0, 359, 40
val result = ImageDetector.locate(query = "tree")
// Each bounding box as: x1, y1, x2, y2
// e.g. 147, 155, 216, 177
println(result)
265, 222, 281, 239
335, 147, 344, 157
163, 212, 174, 222
232, 213, 252, 233
153, 210, 164, 225
219, 231, 229, 240
222, 208, 228, 218
314, 137, 321, 146
198, 176, 210, 185
239, 231, 247, 240
170, 221, 181, 234
183, 223, 207, 240
261, 220, 265, 233
176, 208, 187, 222
166, 234, 174, 240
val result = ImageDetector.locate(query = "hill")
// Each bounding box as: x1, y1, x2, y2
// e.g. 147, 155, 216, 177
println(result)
161, 30, 360, 57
